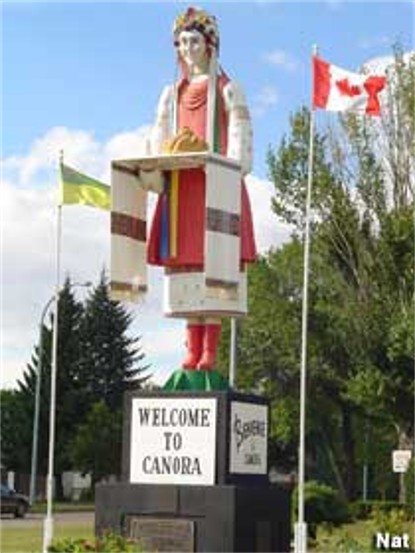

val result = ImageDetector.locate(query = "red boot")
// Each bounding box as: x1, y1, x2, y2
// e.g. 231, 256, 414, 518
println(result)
197, 324, 221, 371
181, 324, 204, 370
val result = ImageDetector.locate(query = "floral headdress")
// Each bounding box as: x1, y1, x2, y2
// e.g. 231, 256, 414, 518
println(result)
173, 7, 219, 52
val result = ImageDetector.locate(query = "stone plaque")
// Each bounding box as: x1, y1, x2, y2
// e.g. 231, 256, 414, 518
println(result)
125, 515, 195, 552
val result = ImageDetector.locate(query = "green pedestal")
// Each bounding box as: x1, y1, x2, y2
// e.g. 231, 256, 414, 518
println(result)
163, 369, 230, 391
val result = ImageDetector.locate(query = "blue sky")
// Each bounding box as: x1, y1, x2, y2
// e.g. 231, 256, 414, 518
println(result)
2, 1, 414, 388
4, 1, 413, 175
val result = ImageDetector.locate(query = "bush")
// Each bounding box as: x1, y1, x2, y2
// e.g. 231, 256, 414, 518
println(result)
404, 457, 414, 516
370, 507, 410, 551
48, 532, 145, 552
350, 500, 411, 520
292, 481, 350, 538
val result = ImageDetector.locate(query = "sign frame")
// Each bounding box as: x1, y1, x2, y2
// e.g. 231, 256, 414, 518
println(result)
392, 449, 412, 473
129, 396, 218, 486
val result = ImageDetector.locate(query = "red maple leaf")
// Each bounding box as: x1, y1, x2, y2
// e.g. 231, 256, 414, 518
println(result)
335, 78, 361, 97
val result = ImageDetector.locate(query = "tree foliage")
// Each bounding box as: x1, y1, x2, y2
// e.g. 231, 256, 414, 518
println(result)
219, 49, 414, 501
1, 273, 150, 491
16, 277, 84, 485
0, 390, 33, 473
70, 401, 123, 485
77, 271, 149, 412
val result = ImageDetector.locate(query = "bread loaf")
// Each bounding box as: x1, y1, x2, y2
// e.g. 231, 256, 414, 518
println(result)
162, 127, 208, 154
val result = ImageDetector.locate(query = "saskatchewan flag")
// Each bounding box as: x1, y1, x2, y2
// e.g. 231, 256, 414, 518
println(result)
59, 163, 111, 210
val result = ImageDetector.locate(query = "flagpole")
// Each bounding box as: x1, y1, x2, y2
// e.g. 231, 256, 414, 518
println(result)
229, 318, 237, 387
42, 152, 63, 553
294, 44, 317, 553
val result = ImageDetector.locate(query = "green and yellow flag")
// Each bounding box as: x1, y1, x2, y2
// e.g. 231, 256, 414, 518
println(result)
59, 163, 111, 210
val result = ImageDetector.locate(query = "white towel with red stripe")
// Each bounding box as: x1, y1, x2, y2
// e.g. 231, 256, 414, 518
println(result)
110, 163, 148, 302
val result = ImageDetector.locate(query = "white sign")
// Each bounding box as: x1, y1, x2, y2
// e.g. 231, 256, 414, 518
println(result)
130, 397, 217, 485
392, 450, 412, 473
229, 401, 268, 475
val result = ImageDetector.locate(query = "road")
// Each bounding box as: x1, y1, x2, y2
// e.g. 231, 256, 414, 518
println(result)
0, 511, 95, 528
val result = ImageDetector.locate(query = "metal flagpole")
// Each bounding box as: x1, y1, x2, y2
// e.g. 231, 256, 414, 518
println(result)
294, 44, 317, 553
229, 318, 237, 387
42, 152, 63, 553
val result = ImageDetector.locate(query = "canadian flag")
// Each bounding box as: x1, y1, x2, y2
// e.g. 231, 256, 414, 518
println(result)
313, 56, 387, 116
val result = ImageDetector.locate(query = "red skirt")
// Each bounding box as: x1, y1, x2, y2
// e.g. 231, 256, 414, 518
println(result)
147, 168, 256, 267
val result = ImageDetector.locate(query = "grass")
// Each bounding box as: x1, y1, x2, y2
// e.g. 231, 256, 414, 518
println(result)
2, 512, 413, 552
1, 522, 94, 553
30, 502, 94, 514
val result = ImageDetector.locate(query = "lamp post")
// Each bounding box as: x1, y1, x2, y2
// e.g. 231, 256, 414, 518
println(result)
29, 282, 91, 507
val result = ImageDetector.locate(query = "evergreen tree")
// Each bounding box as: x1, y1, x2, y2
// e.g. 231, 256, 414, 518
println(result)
3, 272, 151, 493
16, 277, 84, 496
16, 324, 52, 475
77, 270, 150, 411
0, 390, 33, 472
71, 271, 150, 482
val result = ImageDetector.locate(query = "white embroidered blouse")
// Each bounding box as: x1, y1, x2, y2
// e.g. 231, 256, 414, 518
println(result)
150, 79, 253, 176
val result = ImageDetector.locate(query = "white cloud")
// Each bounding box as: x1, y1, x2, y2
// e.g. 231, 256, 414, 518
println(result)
358, 35, 392, 50
252, 85, 279, 117
263, 49, 298, 72
10, 127, 102, 185
1, 126, 151, 389
324, 0, 344, 10
246, 174, 292, 253
1, 125, 290, 390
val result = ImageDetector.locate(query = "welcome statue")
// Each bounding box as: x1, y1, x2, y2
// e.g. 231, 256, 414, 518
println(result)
97, 9, 291, 553
110, 6, 256, 389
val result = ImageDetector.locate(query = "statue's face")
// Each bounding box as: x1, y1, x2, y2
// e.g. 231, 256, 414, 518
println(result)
177, 29, 208, 71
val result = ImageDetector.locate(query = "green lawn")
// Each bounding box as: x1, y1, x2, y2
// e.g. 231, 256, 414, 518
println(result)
2, 515, 413, 552
1, 522, 94, 553
30, 502, 94, 514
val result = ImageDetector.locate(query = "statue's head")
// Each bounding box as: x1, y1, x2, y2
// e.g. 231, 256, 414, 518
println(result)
173, 7, 219, 69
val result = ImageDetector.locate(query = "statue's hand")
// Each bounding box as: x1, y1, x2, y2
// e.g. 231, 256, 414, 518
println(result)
139, 169, 163, 194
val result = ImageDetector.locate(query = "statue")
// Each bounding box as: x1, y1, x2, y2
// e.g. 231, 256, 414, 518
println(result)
100, 14, 291, 551
111, 7, 256, 378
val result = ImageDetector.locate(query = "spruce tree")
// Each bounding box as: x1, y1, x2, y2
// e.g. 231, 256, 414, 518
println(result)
16, 324, 52, 475
0, 389, 33, 473
77, 270, 149, 411
70, 272, 149, 482
16, 277, 84, 495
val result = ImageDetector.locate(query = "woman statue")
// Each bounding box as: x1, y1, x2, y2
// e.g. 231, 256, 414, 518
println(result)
146, 7, 256, 372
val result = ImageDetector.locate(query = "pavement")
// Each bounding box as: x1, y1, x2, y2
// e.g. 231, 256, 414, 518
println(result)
0, 511, 95, 528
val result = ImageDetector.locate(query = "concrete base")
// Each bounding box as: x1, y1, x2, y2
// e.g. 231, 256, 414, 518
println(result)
95, 482, 291, 552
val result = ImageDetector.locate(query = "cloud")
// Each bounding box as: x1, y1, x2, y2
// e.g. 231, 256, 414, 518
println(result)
140, 317, 183, 385
324, 0, 344, 10
358, 36, 392, 50
1, 126, 151, 389
252, 85, 279, 117
246, 174, 292, 253
263, 50, 299, 72
1, 125, 290, 390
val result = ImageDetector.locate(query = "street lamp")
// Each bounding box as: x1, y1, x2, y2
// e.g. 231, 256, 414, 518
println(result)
29, 281, 92, 506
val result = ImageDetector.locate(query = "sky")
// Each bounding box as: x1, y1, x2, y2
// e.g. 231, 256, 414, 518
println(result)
2, 0, 414, 389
